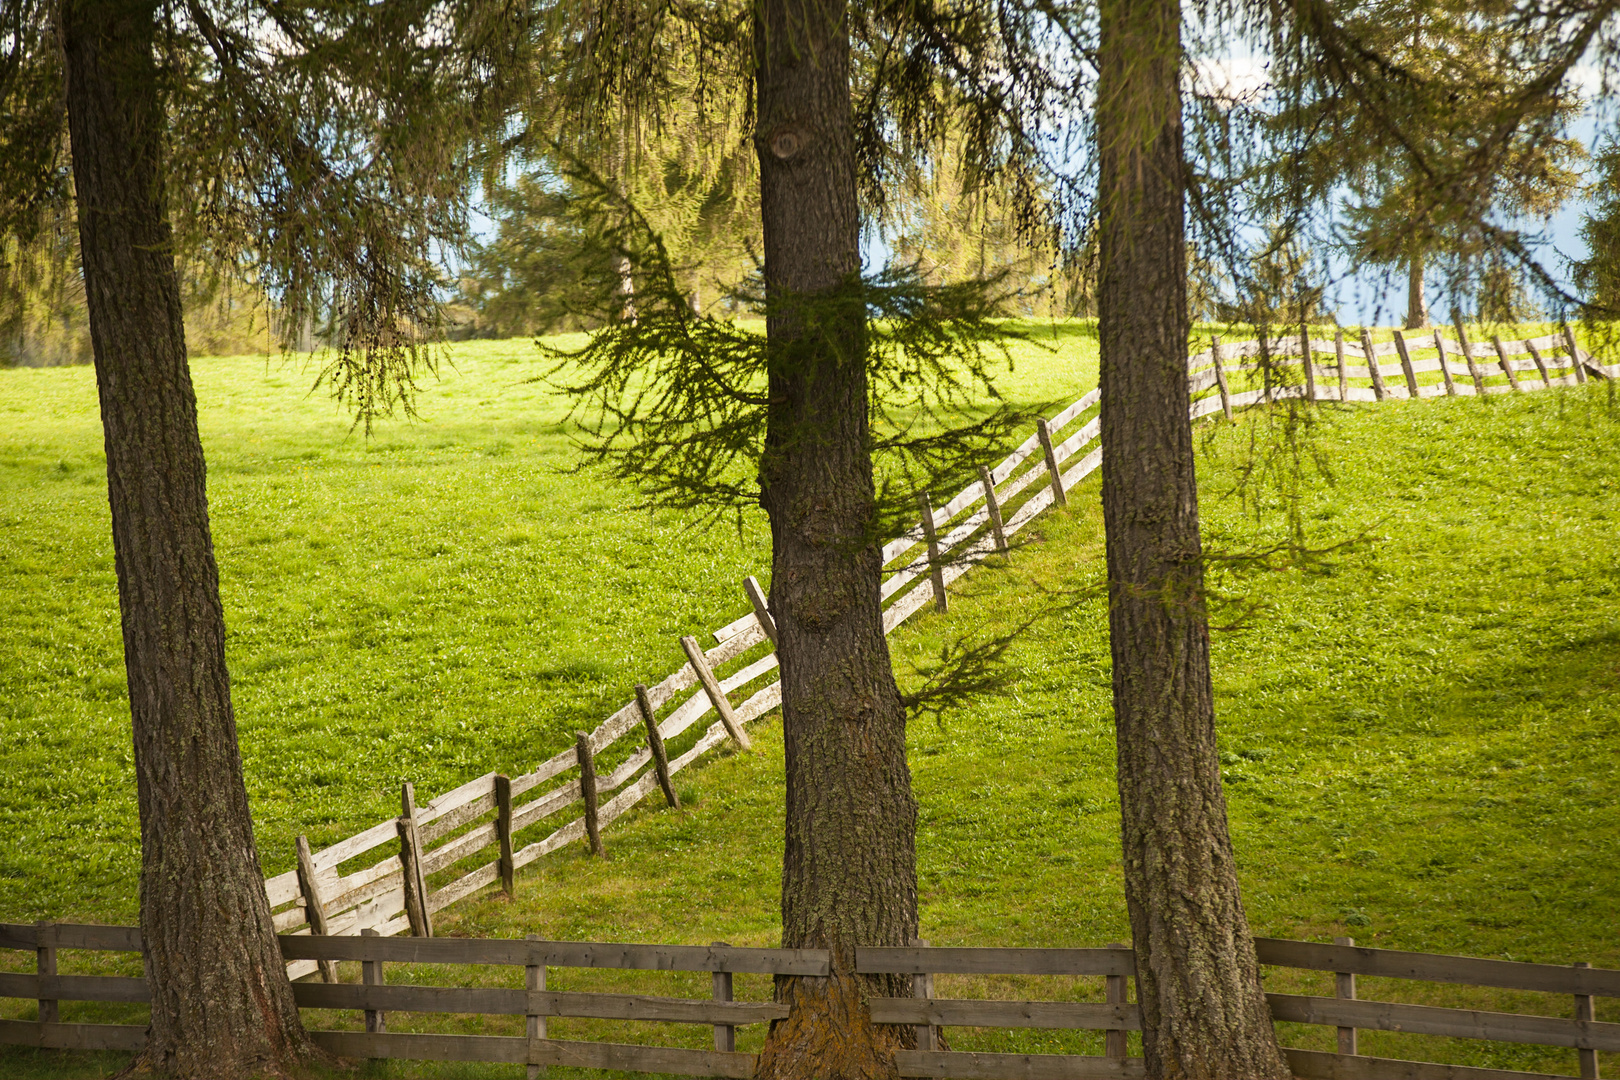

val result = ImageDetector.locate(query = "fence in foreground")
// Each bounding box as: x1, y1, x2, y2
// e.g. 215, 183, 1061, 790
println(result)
229, 324, 1619, 981
2, 925, 1615, 1080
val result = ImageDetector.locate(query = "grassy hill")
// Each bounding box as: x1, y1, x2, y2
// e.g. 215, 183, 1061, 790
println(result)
2, 325, 1618, 1077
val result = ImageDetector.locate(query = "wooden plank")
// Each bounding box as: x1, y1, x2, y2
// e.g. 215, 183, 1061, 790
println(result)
1492, 335, 1523, 391
1564, 324, 1590, 384
1265, 992, 1620, 1051
0, 1019, 149, 1052
871, 998, 1140, 1030
362, 927, 386, 1039
12, 924, 142, 952
894, 1050, 1145, 1080
510, 778, 581, 834
294, 837, 338, 983
295, 982, 526, 1014
1253, 938, 1620, 996
0, 973, 148, 1004
857, 947, 1135, 976
265, 869, 302, 909
1452, 315, 1487, 394
681, 635, 751, 751
1105, 940, 1130, 1060
575, 732, 606, 856
743, 576, 776, 644
526, 1037, 757, 1078
327, 854, 404, 911
310, 816, 402, 874
918, 492, 949, 613
421, 819, 498, 876
1334, 934, 1358, 1056
278, 934, 831, 974
418, 771, 499, 826
1285, 1048, 1580, 1080
911, 937, 937, 1052
979, 466, 1009, 555
33, 921, 56, 1024
1431, 330, 1459, 396
0, 924, 39, 950
712, 940, 735, 1052
636, 683, 680, 808
512, 816, 585, 870
526, 932, 545, 1080
1392, 331, 1419, 398
419, 792, 497, 846
309, 1029, 526, 1064
1360, 329, 1386, 400
428, 860, 501, 914
1523, 338, 1554, 387
719, 650, 779, 696
1575, 961, 1598, 1080
509, 745, 579, 799
399, 783, 433, 937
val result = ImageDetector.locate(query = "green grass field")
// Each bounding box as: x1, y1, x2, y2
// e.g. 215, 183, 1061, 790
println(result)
2, 324, 1618, 1078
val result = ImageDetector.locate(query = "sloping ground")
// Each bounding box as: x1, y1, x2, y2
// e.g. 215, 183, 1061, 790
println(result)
2, 333, 1618, 1077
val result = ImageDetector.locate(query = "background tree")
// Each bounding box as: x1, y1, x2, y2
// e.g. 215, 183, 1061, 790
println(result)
0, 0, 526, 1073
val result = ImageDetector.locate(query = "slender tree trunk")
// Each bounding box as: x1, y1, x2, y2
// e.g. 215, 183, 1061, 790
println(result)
60, 2, 321, 1075
1095, 0, 1290, 1077
1405, 249, 1429, 329
750, 3, 917, 1079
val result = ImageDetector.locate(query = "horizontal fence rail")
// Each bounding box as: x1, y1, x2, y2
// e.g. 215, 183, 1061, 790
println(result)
3, 928, 1615, 1080
77, 323, 1619, 981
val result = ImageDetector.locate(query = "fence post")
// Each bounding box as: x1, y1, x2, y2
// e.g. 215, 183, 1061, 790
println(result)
35, 920, 56, 1026
1525, 338, 1554, 387
1432, 329, 1458, 396
1300, 321, 1316, 401
1392, 330, 1419, 399
1333, 329, 1348, 402
680, 635, 752, 751
1576, 961, 1599, 1079
1211, 336, 1233, 420
295, 835, 339, 983
575, 732, 606, 856
743, 576, 777, 645
1036, 419, 1067, 507
1334, 935, 1358, 1056
527, 933, 547, 1080
911, 937, 938, 1052
917, 492, 948, 614
1563, 324, 1590, 385
635, 683, 680, 809
978, 466, 1008, 556
1452, 313, 1487, 395
1360, 329, 1386, 401
1492, 335, 1523, 392
711, 941, 735, 1053
361, 927, 385, 1049
399, 781, 434, 937
495, 774, 516, 896
1105, 941, 1129, 1061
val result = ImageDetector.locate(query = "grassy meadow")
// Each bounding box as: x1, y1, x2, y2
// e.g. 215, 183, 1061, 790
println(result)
1, 323, 1618, 1078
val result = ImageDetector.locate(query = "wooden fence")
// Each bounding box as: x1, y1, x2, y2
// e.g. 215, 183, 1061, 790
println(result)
223, 324, 1618, 981
2, 925, 1615, 1080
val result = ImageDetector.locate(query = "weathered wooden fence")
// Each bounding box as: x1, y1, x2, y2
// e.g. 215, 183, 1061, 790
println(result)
2, 925, 1616, 1080
249, 324, 1619, 980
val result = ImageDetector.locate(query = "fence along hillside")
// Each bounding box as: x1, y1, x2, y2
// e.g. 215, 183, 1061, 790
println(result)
260, 324, 1617, 981
3, 924, 1617, 1080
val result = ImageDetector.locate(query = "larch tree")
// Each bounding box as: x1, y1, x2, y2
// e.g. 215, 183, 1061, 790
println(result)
0, 0, 527, 1074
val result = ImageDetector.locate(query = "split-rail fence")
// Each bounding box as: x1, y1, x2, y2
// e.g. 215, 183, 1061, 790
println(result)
2, 924, 1615, 1080
231, 324, 1618, 982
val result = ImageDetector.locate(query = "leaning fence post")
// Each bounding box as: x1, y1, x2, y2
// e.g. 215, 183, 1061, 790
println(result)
1035, 418, 1067, 507
495, 774, 516, 896
1333, 329, 1348, 402
1452, 313, 1487, 395
1491, 335, 1523, 392
1360, 329, 1386, 401
1105, 941, 1129, 1061
35, 921, 56, 1026
681, 635, 752, 751
575, 732, 606, 856
712, 941, 736, 1052
361, 927, 385, 1050
1300, 320, 1317, 401
978, 466, 1008, 556
635, 683, 680, 809
398, 782, 433, 937
912, 937, 938, 1053
1392, 330, 1419, 399
295, 835, 339, 983
1211, 335, 1234, 420
917, 492, 948, 614
1575, 961, 1598, 1079
742, 576, 777, 645
1563, 324, 1590, 385
1525, 338, 1554, 387
1432, 328, 1458, 396
526, 933, 547, 1080
1334, 935, 1358, 1056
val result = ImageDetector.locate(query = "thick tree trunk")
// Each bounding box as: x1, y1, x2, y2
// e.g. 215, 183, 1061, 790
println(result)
59, 2, 321, 1075
1405, 250, 1429, 329
750, 3, 917, 1080
1095, 0, 1290, 1077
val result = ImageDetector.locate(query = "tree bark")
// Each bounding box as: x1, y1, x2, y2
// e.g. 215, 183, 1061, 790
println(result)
59, 1, 322, 1075
1405, 249, 1429, 329
1095, 0, 1290, 1077
750, 3, 917, 1080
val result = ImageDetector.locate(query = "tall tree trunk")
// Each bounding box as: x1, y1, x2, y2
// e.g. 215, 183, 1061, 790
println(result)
750, 3, 917, 1080
59, 1, 321, 1075
1094, 0, 1290, 1077
1405, 249, 1429, 329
